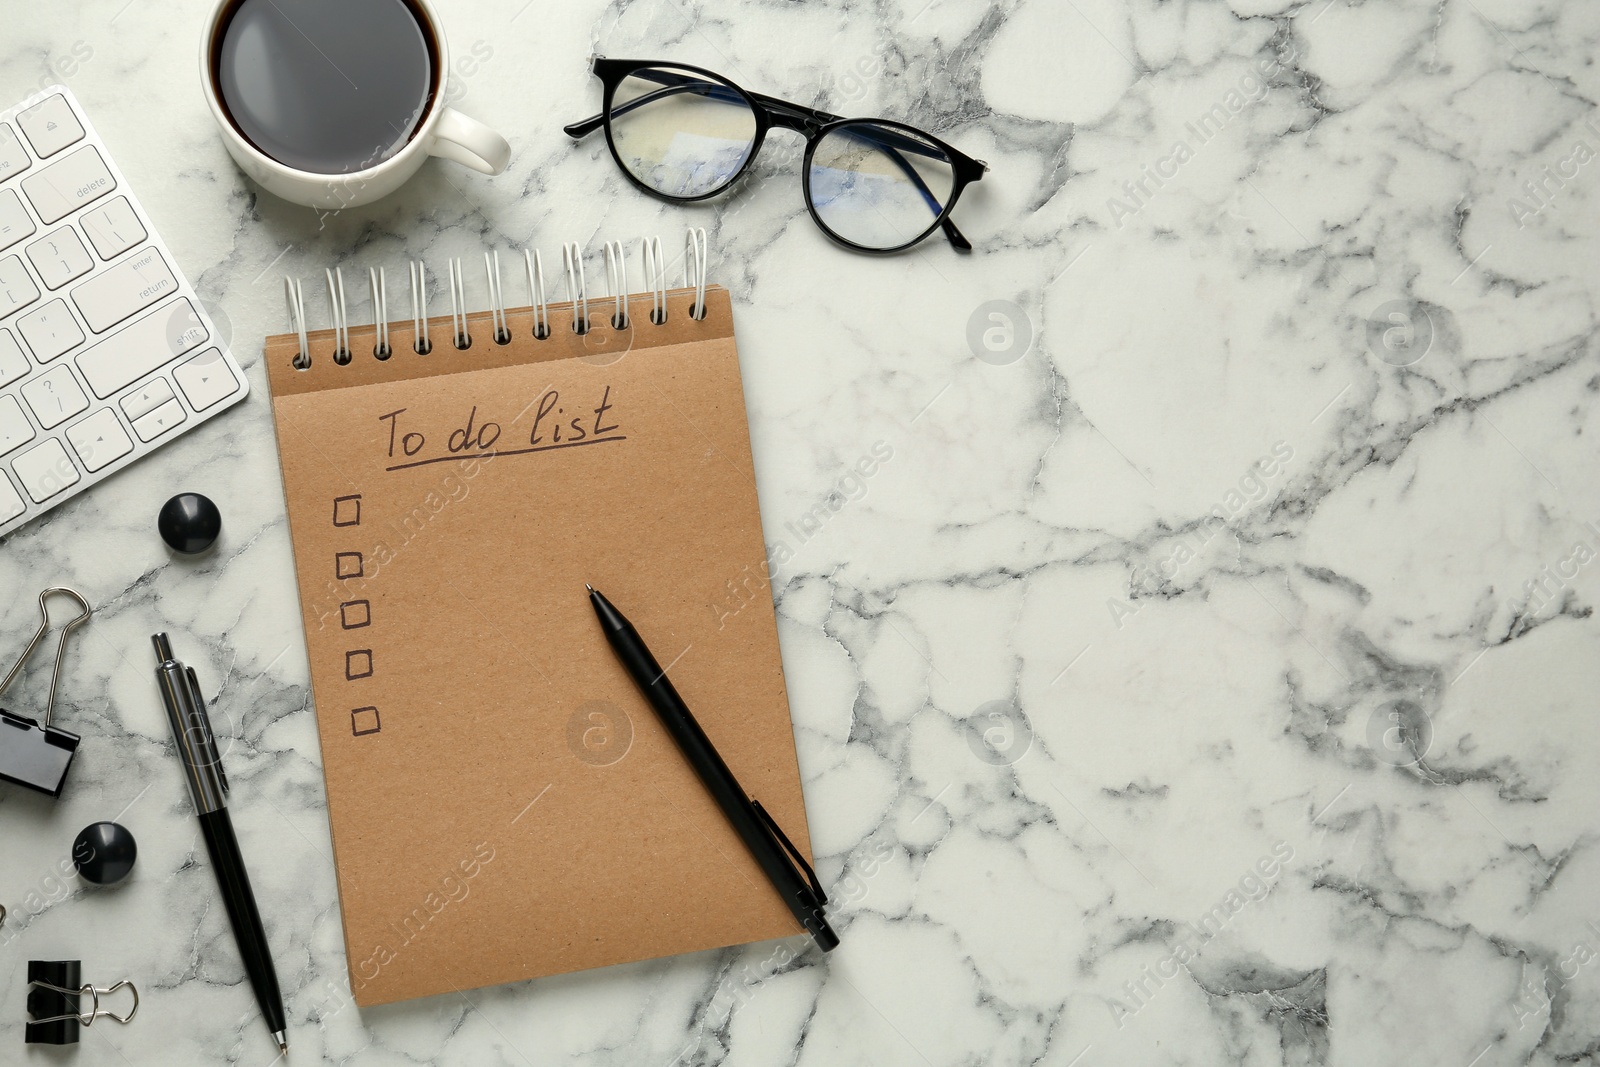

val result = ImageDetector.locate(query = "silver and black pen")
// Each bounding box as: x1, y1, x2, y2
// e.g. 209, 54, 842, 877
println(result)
153, 633, 288, 1056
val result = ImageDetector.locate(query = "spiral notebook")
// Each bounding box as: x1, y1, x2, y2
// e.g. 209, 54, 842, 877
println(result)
262, 234, 815, 1006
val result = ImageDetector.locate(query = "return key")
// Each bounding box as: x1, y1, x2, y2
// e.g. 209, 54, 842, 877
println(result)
73, 246, 176, 332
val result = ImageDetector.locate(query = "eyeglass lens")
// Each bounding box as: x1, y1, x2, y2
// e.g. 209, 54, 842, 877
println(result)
608, 67, 758, 199
808, 122, 955, 250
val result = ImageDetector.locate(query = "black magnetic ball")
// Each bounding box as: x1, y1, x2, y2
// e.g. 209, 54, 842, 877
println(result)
159, 493, 222, 554
72, 822, 137, 886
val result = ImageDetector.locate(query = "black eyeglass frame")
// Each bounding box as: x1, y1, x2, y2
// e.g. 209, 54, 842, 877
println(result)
564, 56, 988, 254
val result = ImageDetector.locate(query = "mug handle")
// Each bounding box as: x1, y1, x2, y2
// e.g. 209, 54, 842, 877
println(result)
428, 107, 511, 175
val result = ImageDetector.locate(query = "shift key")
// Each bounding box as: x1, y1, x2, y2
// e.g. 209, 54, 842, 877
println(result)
76, 298, 207, 398
73, 246, 177, 332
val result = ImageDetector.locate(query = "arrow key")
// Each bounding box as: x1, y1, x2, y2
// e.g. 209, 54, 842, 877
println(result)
120, 375, 173, 420
66, 406, 133, 471
173, 347, 240, 411
131, 396, 185, 442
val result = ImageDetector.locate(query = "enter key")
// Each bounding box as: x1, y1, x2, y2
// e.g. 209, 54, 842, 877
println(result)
71, 245, 176, 332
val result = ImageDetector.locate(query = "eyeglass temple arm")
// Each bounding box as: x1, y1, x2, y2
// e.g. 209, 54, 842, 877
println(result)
941, 217, 973, 251
563, 85, 736, 139
564, 113, 606, 138
564, 71, 947, 159
565, 71, 755, 139
564, 71, 963, 170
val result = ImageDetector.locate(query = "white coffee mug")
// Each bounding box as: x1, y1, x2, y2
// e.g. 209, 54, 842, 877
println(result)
198, 0, 510, 210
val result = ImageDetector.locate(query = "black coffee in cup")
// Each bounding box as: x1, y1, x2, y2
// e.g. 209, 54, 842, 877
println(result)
212, 0, 437, 175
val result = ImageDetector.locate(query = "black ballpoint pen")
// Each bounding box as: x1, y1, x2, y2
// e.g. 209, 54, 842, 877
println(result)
586, 586, 839, 951
153, 634, 289, 1056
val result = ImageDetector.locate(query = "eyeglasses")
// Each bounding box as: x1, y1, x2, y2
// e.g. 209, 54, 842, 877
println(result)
564, 57, 987, 254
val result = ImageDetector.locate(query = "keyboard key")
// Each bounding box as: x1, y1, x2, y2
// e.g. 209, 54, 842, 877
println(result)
131, 397, 185, 442
18, 299, 84, 363
66, 407, 132, 472
21, 146, 115, 225
0, 393, 36, 456
21, 364, 88, 428
0, 255, 40, 319
0, 190, 36, 254
76, 298, 206, 398
0, 471, 23, 524
120, 376, 173, 420
26, 226, 93, 289
72, 245, 174, 331
0, 329, 26, 388
173, 349, 240, 411
0, 124, 29, 183
12, 437, 79, 502
80, 197, 144, 260
17, 95, 85, 158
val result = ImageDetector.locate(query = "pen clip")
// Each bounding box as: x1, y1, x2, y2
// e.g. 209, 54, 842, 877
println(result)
751, 799, 827, 906
184, 667, 228, 795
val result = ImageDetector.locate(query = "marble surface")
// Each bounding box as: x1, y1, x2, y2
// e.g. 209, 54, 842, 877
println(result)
2, 0, 1599, 1064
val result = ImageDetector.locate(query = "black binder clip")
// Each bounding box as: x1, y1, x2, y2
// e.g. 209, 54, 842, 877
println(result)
26, 960, 139, 1044
0, 588, 92, 798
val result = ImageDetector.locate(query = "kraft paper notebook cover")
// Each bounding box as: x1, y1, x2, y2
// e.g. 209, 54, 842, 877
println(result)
262, 250, 814, 1006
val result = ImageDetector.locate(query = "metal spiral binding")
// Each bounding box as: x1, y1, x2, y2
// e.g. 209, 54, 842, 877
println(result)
642, 236, 667, 325
284, 229, 713, 367
484, 251, 510, 344
604, 240, 629, 329
369, 267, 390, 359
409, 260, 432, 354
447, 257, 470, 349
325, 267, 351, 364
563, 242, 589, 334
524, 248, 549, 339
684, 227, 708, 320
284, 277, 310, 369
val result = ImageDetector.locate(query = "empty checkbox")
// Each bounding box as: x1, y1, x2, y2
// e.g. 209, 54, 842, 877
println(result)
345, 649, 373, 680
340, 600, 371, 629
333, 495, 362, 527
351, 706, 380, 736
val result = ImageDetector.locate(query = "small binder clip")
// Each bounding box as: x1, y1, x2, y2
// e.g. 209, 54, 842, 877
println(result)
0, 588, 92, 798
26, 960, 138, 1044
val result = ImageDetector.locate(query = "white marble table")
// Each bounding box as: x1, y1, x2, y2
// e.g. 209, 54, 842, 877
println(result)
3, 0, 1598, 1064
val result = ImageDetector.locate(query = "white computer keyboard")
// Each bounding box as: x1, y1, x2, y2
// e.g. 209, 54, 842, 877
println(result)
0, 85, 247, 538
